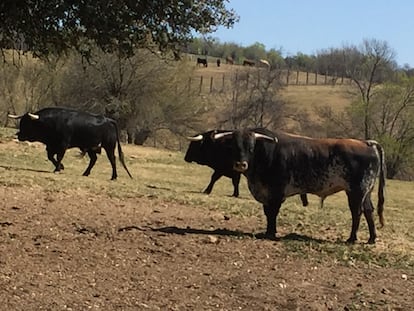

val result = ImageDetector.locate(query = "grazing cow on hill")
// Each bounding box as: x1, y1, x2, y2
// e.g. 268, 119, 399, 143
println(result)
243, 59, 255, 66
213, 128, 386, 244
185, 129, 309, 206
8, 107, 133, 180
197, 57, 208, 67
226, 56, 234, 65
259, 59, 271, 68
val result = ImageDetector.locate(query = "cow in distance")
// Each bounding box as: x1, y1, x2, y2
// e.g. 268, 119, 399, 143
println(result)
196, 57, 208, 67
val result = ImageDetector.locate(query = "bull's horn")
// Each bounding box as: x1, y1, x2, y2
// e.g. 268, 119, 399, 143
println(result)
28, 113, 40, 120
7, 114, 23, 119
254, 133, 278, 143
186, 134, 203, 141
213, 131, 233, 140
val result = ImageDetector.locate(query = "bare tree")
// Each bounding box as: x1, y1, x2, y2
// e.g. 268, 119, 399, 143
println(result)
344, 39, 397, 139
219, 68, 287, 129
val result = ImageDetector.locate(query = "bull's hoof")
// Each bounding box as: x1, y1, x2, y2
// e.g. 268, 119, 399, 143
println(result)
346, 238, 357, 244
255, 232, 279, 241
367, 238, 376, 244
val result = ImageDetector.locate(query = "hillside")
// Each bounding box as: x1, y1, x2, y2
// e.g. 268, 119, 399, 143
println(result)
192, 62, 353, 111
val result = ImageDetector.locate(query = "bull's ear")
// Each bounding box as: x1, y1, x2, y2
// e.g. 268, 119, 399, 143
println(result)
254, 132, 278, 143
186, 134, 203, 141
212, 131, 233, 140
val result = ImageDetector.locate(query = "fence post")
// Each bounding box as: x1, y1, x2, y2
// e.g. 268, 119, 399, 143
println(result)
210, 76, 214, 93
306, 71, 309, 85
222, 74, 225, 92
287, 69, 290, 85
324, 72, 328, 84
199, 76, 203, 94
314, 72, 318, 84
296, 70, 299, 85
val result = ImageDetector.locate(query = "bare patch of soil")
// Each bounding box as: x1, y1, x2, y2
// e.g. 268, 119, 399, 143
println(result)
0, 185, 412, 310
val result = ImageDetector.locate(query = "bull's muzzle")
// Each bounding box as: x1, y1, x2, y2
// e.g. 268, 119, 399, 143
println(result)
234, 161, 248, 172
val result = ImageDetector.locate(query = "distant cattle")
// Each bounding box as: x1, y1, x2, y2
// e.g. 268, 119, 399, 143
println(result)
196, 57, 208, 67
243, 59, 255, 66
184, 129, 309, 207
216, 59, 221, 67
8, 107, 133, 180
259, 59, 270, 68
213, 128, 386, 244
226, 56, 234, 65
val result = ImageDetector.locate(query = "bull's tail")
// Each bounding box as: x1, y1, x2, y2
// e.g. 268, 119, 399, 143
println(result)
113, 120, 133, 179
376, 142, 386, 228
367, 140, 386, 227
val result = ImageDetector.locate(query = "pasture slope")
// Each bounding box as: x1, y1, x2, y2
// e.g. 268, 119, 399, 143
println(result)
0, 127, 413, 310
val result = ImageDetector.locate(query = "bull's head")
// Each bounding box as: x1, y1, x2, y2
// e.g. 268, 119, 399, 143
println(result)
213, 130, 277, 173
8, 112, 39, 120
8, 112, 42, 142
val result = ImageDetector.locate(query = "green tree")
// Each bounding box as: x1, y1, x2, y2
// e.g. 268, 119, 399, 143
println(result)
0, 0, 238, 59
369, 80, 414, 179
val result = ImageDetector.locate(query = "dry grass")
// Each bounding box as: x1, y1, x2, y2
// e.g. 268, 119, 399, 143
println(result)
1, 127, 413, 269
192, 63, 354, 118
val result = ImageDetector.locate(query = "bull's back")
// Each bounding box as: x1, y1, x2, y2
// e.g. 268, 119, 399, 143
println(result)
255, 136, 379, 199
40, 108, 115, 149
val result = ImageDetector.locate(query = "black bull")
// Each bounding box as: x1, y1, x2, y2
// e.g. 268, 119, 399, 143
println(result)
8, 107, 132, 180
213, 128, 386, 244
184, 130, 309, 206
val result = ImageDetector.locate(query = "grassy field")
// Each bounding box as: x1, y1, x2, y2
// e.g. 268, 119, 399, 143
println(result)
1, 127, 413, 268
1, 126, 413, 309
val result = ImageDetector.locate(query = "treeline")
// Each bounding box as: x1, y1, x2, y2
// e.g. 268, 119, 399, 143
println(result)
186, 37, 414, 77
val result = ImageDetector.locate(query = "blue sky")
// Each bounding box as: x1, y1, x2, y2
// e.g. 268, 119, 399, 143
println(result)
212, 0, 414, 67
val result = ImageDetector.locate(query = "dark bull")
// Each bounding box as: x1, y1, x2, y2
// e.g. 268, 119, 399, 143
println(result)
184, 129, 309, 206
8, 107, 133, 180
214, 128, 386, 244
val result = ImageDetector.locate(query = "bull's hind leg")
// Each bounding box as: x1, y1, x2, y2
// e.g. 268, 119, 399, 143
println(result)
363, 195, 377, 244
104, 147, 117, 180
346, 190, 363, 244
82, 151, 97, 177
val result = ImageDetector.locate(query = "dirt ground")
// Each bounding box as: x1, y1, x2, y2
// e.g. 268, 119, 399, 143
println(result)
0, 185, 413, 311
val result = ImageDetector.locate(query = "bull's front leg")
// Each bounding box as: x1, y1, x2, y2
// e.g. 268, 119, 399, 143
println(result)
46, 149, 64, 171
261, 199, 283, 240
231, 173, 241, 197
203, 171, 222, 194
